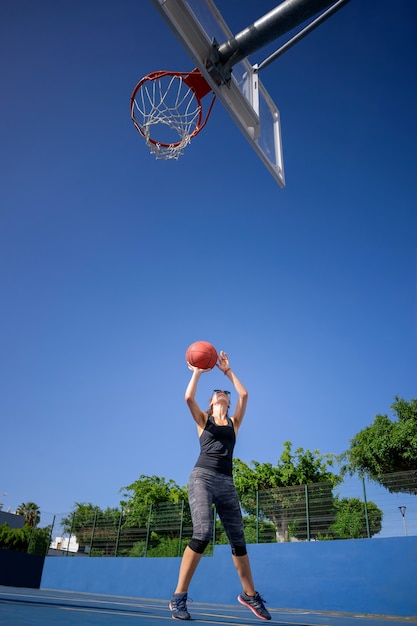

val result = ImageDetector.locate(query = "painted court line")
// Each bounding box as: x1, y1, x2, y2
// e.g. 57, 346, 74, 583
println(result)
0, 587, 416, 626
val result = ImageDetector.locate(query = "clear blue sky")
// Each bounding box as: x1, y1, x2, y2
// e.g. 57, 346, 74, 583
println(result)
1, 0, 416, 517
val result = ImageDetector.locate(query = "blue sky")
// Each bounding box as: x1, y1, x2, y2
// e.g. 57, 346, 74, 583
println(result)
1, 0, 416, 517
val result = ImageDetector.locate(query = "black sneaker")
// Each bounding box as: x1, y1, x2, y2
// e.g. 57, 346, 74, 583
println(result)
169, 592, 191, 620
238, 591, 271, 620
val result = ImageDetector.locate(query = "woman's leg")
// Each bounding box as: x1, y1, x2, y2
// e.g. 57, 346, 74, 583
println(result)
215, 476, 256, 595
174, 468, 213, 593
232, 553, 256, 596
174, 546, 203, 593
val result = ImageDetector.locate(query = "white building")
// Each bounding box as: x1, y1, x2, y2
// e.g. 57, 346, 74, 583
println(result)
50, 536, 80, 552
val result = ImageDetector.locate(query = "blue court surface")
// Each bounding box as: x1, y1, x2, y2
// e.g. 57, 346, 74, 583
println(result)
0, 587, 416, 626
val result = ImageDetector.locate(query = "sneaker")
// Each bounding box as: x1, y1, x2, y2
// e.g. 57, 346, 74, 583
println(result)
169, 592, 191, 620
238, 591, 271, 621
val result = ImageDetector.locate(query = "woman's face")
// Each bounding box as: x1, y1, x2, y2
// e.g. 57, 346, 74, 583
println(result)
211, 390, 231, 408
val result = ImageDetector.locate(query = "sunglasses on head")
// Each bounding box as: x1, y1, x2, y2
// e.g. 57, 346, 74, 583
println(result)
213, 389, 231, 395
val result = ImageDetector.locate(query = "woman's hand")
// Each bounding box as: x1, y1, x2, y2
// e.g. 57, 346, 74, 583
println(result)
217, 350, 230, 374
187, 362, 211, 373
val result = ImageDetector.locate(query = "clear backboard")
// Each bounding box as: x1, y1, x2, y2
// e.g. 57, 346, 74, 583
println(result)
150, 0, 285, 187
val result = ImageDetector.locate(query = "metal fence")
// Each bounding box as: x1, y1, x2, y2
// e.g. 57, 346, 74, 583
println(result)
37, 470, 416, 558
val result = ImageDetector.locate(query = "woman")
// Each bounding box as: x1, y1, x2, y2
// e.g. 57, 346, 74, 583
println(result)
169, 350, 271, 621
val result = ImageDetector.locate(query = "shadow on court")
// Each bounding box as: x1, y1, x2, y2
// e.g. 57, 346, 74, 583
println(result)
0, 587, 415, 626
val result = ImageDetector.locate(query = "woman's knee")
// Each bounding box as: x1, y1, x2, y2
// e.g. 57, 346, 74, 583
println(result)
231, 544, 247, 557
188, 537, 210, 554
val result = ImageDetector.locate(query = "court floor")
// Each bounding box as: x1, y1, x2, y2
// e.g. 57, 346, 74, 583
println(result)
0, 587, 415, 626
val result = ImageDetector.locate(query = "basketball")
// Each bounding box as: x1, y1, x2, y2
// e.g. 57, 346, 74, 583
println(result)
185, 341, 218, 370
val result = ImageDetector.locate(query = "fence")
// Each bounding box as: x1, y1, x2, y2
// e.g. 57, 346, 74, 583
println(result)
34, 470, 417, 557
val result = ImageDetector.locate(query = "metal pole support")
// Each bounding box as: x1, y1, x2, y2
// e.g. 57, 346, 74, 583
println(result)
209, 0, 351, 83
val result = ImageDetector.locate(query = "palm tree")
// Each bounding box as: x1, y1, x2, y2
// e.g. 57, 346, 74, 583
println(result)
16, 502, 41, 527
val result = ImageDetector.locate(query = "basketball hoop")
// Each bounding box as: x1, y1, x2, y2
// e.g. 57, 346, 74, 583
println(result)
130, 69, 216, 160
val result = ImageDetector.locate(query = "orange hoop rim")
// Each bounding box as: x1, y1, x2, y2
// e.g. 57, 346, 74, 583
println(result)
130, 69, 216, 149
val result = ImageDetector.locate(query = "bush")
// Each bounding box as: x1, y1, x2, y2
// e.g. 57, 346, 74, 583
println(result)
0, 523, 50, 555
0, 524, 31, 552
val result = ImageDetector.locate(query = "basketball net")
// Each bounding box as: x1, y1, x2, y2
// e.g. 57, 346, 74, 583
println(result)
130, 69, 216, 160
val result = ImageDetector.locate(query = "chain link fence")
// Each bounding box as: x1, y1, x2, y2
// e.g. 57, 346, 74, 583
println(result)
34, 470, 417, 558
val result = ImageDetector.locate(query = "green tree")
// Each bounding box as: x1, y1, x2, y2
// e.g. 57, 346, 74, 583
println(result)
120, 475, 189, 529
0, 523, 51, 555
0, 524, 32, 552
61, 503, 121, 555
62, 503, 103, 537
120, 475, 191, 555
15, 502, 41, 527
233, 442, 341, 542
343, 396, 417, 493
61, 477, 191, 558
330, 497, 382, 539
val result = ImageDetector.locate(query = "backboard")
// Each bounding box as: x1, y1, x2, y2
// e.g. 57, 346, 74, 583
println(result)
150, 0, 285, 187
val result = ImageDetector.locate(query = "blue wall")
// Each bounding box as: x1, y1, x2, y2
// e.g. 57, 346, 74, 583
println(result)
41, 537, 417, 617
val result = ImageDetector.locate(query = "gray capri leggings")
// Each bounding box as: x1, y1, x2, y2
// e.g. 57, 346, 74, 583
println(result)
188, 466, 246, 555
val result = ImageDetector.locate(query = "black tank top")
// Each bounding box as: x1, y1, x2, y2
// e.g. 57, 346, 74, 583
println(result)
194, 414, 236, 476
